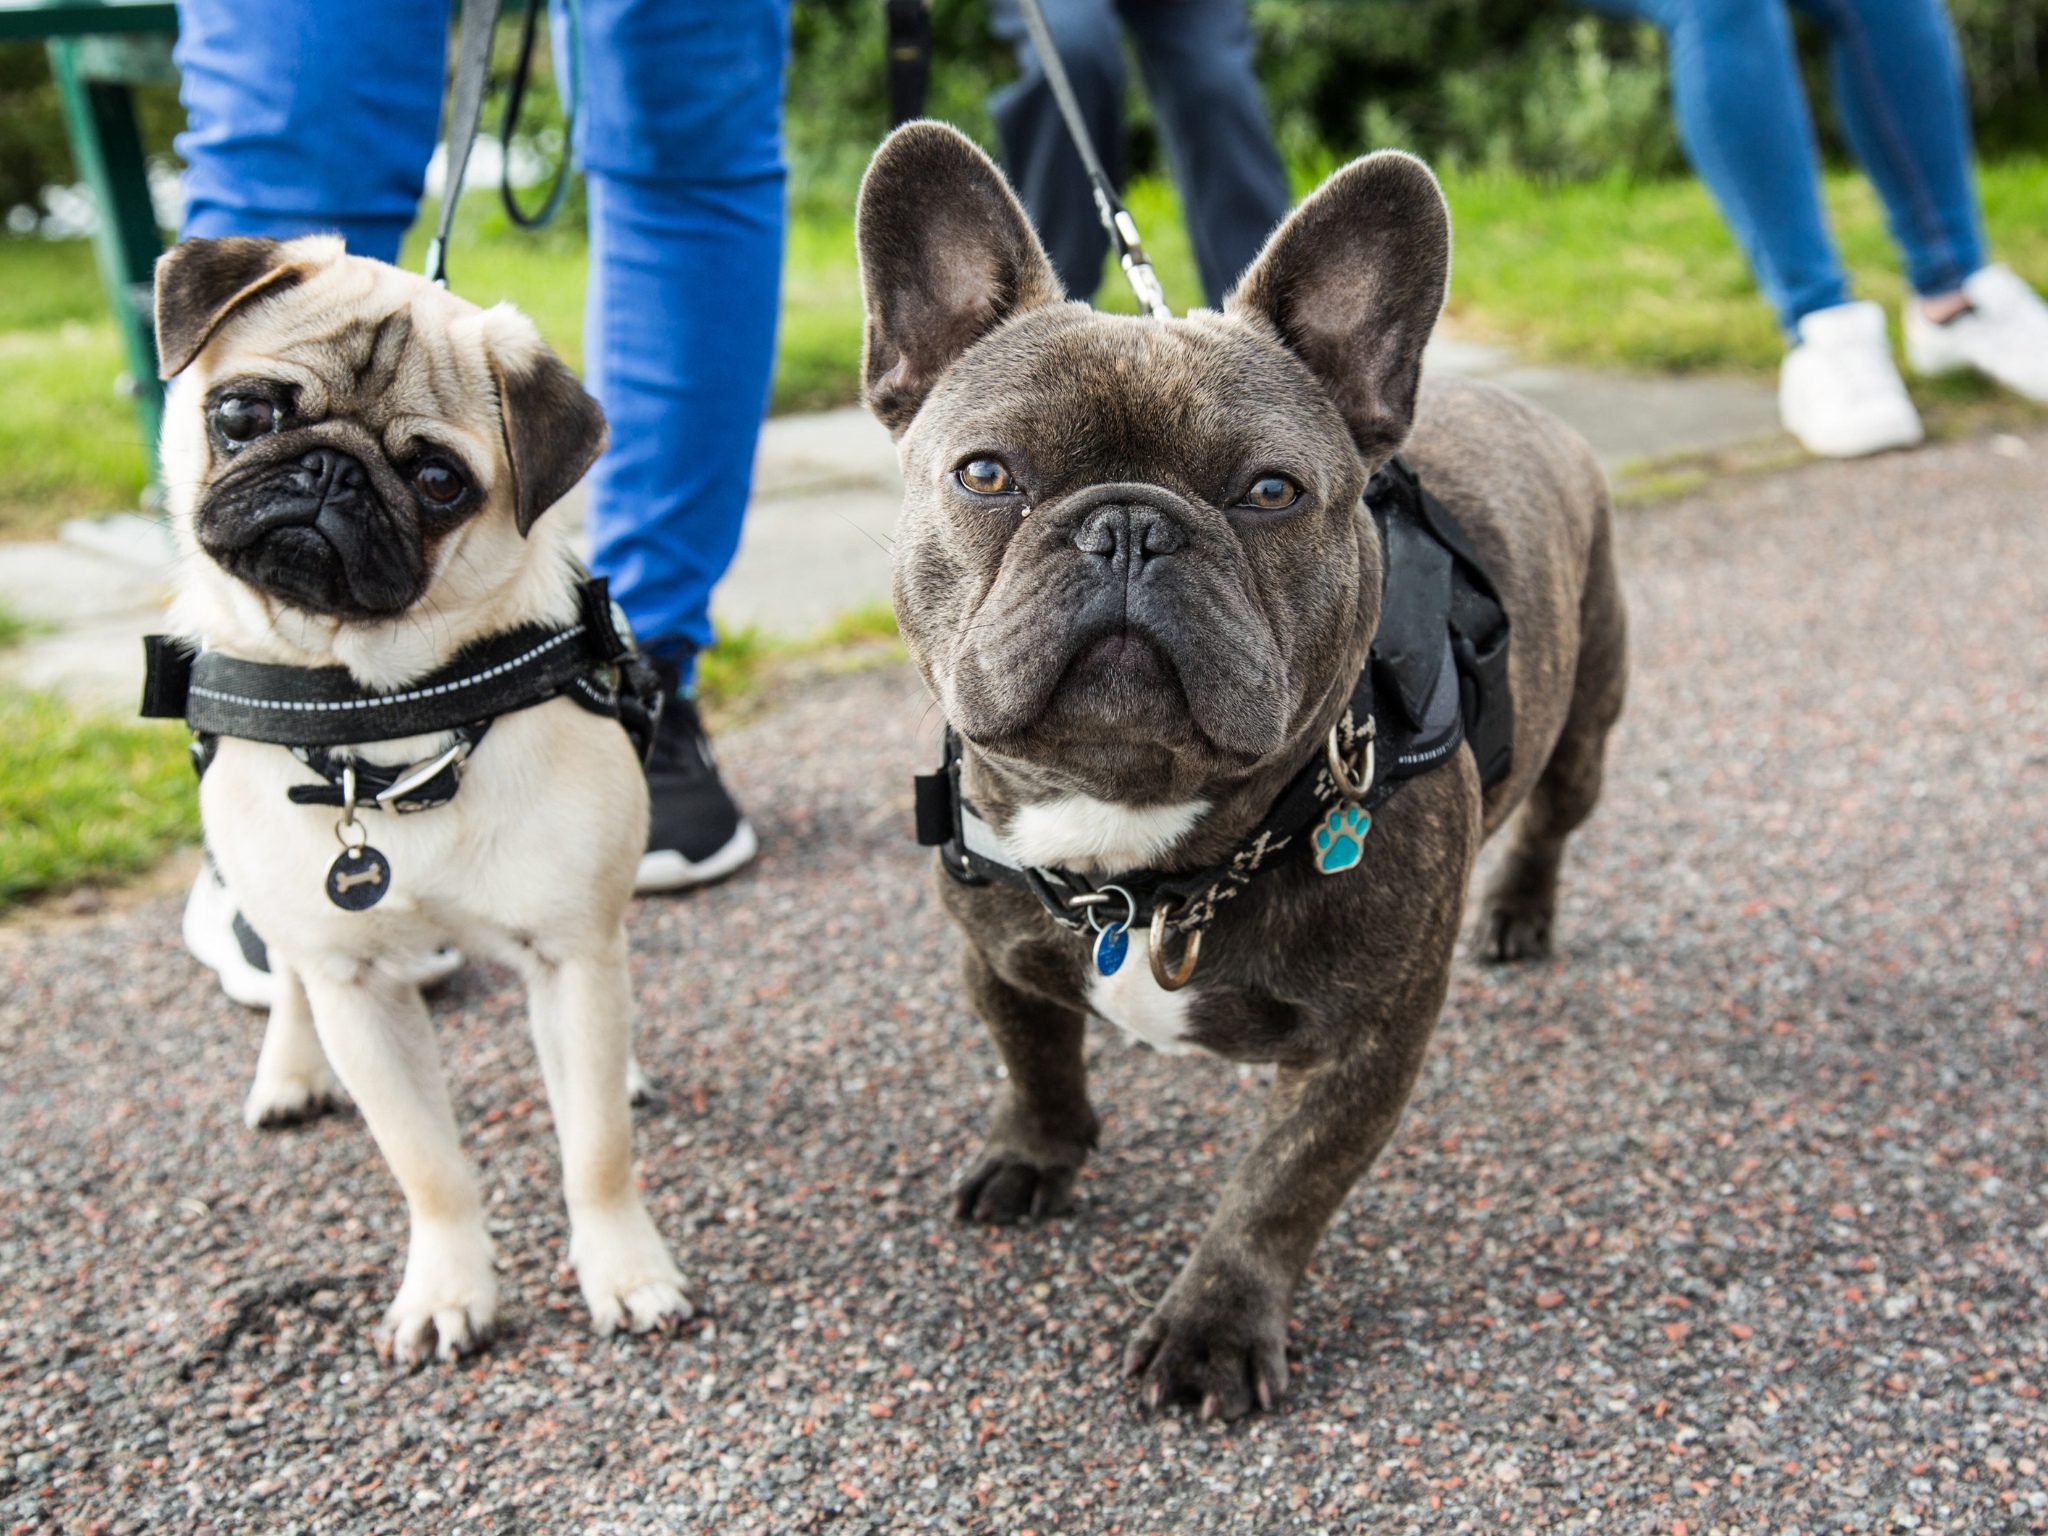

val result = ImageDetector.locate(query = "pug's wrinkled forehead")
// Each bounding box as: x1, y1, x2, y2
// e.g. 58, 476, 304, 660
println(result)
155, 236, 606, 620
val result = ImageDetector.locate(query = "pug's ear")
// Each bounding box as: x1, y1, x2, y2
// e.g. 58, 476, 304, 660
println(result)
856, 121, 1064, 435
154, 236, 319, 378
486, 312, 609, 536
1229, 152, 1451, 463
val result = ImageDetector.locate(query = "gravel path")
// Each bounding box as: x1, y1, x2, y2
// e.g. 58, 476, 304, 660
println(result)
5, 432, 2047, 1536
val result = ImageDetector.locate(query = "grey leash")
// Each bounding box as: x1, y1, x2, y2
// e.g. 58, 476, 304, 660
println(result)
424, 0, 504, 287
424, 0, 579, 281
1013, 0, 1172, 319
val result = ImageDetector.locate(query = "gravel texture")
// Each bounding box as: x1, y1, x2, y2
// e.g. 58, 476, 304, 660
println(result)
4, 431, 2047, 1535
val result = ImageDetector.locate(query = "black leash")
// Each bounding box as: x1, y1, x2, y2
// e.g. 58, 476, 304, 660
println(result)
425, 0, 578, 284
501, 0, 579, 229
1013, 0, 1172, 319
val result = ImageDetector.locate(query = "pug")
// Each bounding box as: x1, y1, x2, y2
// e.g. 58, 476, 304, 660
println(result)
858, 125, 1627, 1418
153, 236, 688, 1363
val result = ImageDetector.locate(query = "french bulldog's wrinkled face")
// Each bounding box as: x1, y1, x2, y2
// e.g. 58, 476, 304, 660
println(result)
857, 126, 1450, 804
155, 235, 606, 622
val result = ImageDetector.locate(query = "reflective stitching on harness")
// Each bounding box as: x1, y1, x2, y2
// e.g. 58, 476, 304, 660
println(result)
187, 628, 586, 713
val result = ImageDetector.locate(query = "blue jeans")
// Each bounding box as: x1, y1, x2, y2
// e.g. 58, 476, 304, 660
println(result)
1587, 0, 1984, 333
988, 0, 1290, 306
174, 0, 788, 663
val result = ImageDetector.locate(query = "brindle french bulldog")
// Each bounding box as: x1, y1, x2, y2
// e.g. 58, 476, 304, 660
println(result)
857, 123, 1626, 1419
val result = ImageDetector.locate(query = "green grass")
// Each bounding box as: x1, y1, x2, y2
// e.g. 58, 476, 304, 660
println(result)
0, 691, 199, 911
695, 600, 900, 725
2, 157, 2043, 538
1440, 158, 2048, 371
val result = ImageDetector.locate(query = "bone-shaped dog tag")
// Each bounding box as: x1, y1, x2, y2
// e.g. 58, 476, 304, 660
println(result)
326, 845, 391, 910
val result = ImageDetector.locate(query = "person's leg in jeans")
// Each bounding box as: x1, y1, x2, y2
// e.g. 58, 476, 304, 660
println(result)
1794, 0, 1981, 302
1582, 0, 1923, 455
572, 0, 788, 887
1587, 0, 1850, 332
174, 0, 449, 258
1120, 0, 1290, 306
986, 0, 1126, 299
1807, 0, 2048, 397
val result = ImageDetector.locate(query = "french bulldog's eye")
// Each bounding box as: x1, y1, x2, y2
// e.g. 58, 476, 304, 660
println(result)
1242, 475, 1300, 511
413, 459, 468, 507
957, 458, 1014, 496
214, 396, 277, 445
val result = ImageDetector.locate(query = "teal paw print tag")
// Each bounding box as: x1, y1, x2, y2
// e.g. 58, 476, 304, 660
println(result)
1313, 803, 1371, 874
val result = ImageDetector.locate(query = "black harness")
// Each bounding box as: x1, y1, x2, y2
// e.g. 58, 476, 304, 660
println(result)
140, 576, 663, 909
912, 457, 1512, 982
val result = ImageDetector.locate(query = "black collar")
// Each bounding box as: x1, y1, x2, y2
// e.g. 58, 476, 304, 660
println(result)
141, 575, 665, 808
911, 456, 1514, 974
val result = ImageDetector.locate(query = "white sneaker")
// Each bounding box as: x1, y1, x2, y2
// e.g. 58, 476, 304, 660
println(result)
1904, 264, 2048, 402
1779, 300, 1925, 458
183, 857, 463, 1009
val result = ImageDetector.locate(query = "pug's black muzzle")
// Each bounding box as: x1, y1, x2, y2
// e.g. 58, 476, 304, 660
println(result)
197, 442, 428, 618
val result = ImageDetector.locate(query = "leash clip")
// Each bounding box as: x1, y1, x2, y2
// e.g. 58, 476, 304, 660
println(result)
334, 763, 365, 852
1327, 714, 1376, 802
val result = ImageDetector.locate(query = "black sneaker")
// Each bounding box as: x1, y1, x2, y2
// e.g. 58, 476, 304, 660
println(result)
636, 672, 758, 893
183, 855, 461, 1008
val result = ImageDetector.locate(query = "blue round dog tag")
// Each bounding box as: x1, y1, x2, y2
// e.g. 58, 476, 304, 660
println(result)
1093, 923, 1129, 977
326, 845, 391, 910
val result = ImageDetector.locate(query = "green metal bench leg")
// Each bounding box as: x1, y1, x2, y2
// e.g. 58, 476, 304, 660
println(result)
48, 35, 167, 500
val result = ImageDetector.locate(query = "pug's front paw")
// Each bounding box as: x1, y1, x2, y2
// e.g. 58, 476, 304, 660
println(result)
243, 1062, 346, 1128
1121, 1261, 1289, 1421
572, 1204, 691, 1337
951, 1149, 1080, 1223
377, 1225, 498, 1368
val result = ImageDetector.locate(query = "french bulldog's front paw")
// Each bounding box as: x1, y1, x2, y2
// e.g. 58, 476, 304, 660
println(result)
572, 1206, 691, 1337
951, 1151, 1079, 1223
1483, 899, 1553, 962
242, 1063, 346, 1129
1121, 1267, 1289, 1421
377, 1227, 497, 1368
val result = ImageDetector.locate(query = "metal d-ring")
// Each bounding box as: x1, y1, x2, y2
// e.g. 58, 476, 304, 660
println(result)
1076, 884, 1136, 938
333, 763, 367, 853
1326, 715, 1376, 802
1148, 902, 1202, 991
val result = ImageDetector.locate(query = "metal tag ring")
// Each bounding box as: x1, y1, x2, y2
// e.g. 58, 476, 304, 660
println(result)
1326, 720, 1375, 802
1148, 903, 1201, 991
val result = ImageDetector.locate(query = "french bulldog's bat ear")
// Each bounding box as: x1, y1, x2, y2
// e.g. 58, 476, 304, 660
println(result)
154, 236, 313, 379
487, 318, 609, 536
1228, 151, 1451, 463
856, 121, 1064, 435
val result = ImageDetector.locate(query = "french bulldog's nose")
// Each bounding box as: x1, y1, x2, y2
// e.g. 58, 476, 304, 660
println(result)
1073, 502, 1185, 572
286, 447, 369, 511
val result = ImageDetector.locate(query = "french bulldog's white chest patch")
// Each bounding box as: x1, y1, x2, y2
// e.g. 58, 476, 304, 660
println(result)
1003, 794, 1208, 874
1087, 960, 1199, 1055
998, 793, 1209, 1052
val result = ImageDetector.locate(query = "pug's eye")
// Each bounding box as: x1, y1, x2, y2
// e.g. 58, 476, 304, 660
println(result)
1241, 475, 1300, 511
957, 458, 1013, 496
214, 396, 277, 445
413, 459, 468, 507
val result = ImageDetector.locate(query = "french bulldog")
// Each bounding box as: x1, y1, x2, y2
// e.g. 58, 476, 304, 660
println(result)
858, 124, 1626, 1417
155, 235, 688, 1363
